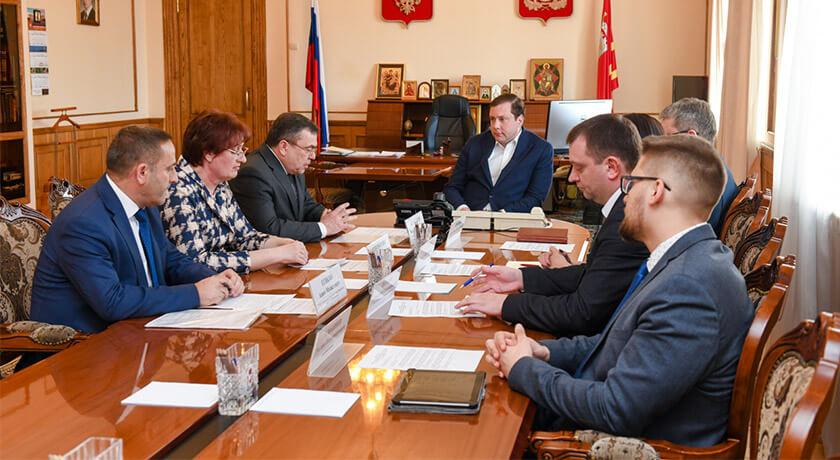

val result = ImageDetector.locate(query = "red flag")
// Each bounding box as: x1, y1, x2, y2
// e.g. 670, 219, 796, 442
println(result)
597, 0, 618, 100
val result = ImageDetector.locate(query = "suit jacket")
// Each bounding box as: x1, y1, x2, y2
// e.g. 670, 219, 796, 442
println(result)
229, 144, 325, 242
443, 129, 553, 212
501, 197, 650, 336
708, 157, 738, 236
507, 225, 753, 447
30, 174, 216, 333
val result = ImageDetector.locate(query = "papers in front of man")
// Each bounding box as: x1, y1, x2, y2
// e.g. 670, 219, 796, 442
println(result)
263, 297, 316, 315
394, 280, 456, 294
388, 300, 484, 318
201, 293, 295, 312
145, 308, 263, 330
121, 381, 218, 408
357, 345, 484, 372
330, 227, 408, 244
298, 258, 368, 272
500, 241, 575, 253
250, 388, 360, 418
431, 250, 485, 260
418, 263, 477, 277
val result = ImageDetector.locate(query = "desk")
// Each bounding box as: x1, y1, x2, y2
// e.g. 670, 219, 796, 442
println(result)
319, 164, 452, 182
321, 152, 458, 167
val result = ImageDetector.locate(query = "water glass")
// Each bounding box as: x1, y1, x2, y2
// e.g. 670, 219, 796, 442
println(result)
49, 437, 122, 460
215, 342, 259, 416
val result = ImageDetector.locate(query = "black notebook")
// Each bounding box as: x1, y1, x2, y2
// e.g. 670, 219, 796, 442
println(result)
388, 369, 486, 415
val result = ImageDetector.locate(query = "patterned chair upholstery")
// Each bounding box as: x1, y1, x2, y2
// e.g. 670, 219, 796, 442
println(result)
729, 173, 758, 212
47, 176, 86, 221
0, 355, 21, 379
749, 312, 840, 460
720, 188, 771, 253
744, 254, 796, 309
733, 217, 788, 276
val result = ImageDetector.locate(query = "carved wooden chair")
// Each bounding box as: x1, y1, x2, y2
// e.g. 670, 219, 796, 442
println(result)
733, 216, 788, 276
729, 173, 758, 212
744, 254, 796, 309
530, 260, 796, 459
305, 161, 355, 209
0, 197, 88, 357
47, 176, 86, 221
720, 188, 771, 253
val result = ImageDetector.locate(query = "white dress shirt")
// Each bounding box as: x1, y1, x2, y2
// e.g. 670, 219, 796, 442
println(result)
269, 146, 327, 239
601, 188, 623, 219
105, 174, 153, 287
482, 129, 523, 211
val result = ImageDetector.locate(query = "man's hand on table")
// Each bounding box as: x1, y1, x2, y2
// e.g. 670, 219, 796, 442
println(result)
196, 269, 244, 306
456, 292, 507, 317
468, 265, 524, 293
485, 324, 550, 378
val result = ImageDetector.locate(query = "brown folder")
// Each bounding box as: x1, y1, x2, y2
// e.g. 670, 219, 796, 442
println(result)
516, 227, 568, 243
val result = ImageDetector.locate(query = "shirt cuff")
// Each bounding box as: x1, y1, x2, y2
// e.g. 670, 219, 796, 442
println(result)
317, 222, 327, 239
456, 204, 470, 211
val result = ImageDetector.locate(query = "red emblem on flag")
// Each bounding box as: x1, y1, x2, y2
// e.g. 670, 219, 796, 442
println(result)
518, 0, 573, 24
382, 0, 432, 26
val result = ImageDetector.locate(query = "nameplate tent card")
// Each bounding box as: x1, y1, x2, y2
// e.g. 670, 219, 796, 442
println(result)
365, 234, 392, 253
445, 216, 466, 248
309, 263, 348, 316
307, 307, 363, 378
366, 269, 402, 319
405, 211, 425, 249
413, 238, 437, 276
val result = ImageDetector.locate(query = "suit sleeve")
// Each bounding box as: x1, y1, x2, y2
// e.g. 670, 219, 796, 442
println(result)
55, 218, 207, 324
301, 185, 326, 222
507, 275, 722, 437
521, 265, 585, 296
443, 141, 474, 209
495, 140, 553, 212
538, 334, 600, 374
230, 167, 323, 242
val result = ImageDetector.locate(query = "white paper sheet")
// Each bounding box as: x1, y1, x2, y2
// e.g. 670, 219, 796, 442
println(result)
339, 260, 369, 272
330, 227, 408, 244
298, 258, 346, 270
505, 261, 541, 269
418, 263, 477, 276
394, 280, 456, 294
263, 298, 316, 315
354, 246, 411, 256
577, 239, 589, 262
121, 381, 218, 408
251, 388, 360, 418
357, 345, 484, 372
500, 241, 575, 253
304, 278, 368, 290
202, 294, 295, 312
431, 250, 485, 260
145, 309, 262, 330
388, 300, 484, 318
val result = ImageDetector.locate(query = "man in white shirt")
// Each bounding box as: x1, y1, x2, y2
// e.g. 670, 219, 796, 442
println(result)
443, 94, 553, 213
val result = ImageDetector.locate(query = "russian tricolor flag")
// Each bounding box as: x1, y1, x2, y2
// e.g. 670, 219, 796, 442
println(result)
306, 0, 329, 152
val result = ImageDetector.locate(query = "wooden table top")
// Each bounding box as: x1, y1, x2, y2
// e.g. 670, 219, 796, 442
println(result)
320, 152, 458, 166
320, 164, 452, 182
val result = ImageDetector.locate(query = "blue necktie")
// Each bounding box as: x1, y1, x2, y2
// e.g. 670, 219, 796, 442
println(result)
134, 209, 160, 287
573, 260, 649, 378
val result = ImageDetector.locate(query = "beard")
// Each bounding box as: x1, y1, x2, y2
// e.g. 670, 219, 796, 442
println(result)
618, 209, 644, 243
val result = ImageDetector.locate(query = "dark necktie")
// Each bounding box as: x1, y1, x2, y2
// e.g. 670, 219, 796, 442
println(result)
134, 209, 160, 287
573, 260, 649, 378
288, 174, 298, 202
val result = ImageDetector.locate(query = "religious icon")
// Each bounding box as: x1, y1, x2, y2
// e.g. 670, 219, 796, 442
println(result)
376, 63, 405, 99
528, 59, 564, 100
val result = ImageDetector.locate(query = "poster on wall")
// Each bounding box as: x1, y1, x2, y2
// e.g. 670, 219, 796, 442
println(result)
26, 8, 49, 96
382, 0, 432, 26
518, 0, 573, 24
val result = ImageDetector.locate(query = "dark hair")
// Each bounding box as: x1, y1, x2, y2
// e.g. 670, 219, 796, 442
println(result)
566, 114, 642, 170
622, 113, 664, 138
660, 97, 717, 143
106, 125, 172, 176
265, 113, 318, 147
489, 94, 525, 119
181, 110, 251, 166
641, 134, 726, 216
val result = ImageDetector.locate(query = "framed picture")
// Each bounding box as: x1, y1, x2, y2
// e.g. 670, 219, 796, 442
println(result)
501, 84, 510, 95
77, 0, 99, 26
491, 84, 502, 100
509, 79, 527, 100
461, 75, 481, 100
376, 63, 405, 99
431, 79, 449, 99
479, 86, 491, 101
449, 87, 460, 96
402, 80, 417, 100
469, 104, 482, 130
528, 58, 564, 100
417, 81, 432, 100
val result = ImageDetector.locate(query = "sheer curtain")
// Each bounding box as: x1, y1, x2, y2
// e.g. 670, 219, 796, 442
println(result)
706, 0, 728, 128
772, 1, 840, 454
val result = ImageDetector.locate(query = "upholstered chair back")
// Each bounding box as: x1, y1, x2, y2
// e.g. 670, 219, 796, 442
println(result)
0, 197, 51, 323
423, 95, 476, 153
47, 176, 85, 221
720, 188, 770, 252
733, 217, 788, 276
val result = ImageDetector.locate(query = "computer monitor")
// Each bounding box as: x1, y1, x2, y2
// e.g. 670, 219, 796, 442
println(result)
545, 99, 613, 153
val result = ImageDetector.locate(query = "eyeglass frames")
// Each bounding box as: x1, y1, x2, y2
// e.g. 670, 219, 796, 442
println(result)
620, 176, 672, 194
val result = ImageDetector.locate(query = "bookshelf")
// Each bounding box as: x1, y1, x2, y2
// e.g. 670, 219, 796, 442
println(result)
0, 1, 27, 203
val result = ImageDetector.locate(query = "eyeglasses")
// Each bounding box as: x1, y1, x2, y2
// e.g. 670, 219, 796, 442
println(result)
620, 176, 672, 194
669, 129, 692, 135
225, 144, 248, 158
288, 142, 318, 156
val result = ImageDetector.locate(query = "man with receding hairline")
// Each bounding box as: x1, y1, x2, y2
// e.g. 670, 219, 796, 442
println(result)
484, 134, 753, 446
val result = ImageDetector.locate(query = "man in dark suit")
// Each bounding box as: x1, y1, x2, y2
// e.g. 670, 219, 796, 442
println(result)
79, 0, 96, 23
458, 115, 650, 337
443, 94, 553, 212
31, 126, 243, 333
229, 113, 356, 242
486, 135, 753, 446
660, 97, 737, 236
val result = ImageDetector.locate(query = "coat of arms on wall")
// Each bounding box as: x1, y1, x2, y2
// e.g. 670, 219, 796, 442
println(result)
382, 0, 433, 26
518, 0, 573, 24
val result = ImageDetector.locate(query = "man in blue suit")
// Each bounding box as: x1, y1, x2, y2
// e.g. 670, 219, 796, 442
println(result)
31, 126, 244, 333
443, 94, 553, 212
485, 134, 753, 446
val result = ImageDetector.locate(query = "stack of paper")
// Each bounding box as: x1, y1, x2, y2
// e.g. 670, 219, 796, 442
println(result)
394, 280, 456, 294
418, 263, 477, 276
251, 388, 359, 418
500, 241, 575, 253
431, 250, 484, 260
263, 297, 316, 315
388, 300, 484, 318
202, 294, 295, 312
145, 308, 263, 330
358, 345, 484, 372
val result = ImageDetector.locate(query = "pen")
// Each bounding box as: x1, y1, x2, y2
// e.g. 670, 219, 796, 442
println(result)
463, 263, 493, 287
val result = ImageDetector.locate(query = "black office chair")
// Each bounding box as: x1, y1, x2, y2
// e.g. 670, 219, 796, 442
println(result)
423, 95, 476, 153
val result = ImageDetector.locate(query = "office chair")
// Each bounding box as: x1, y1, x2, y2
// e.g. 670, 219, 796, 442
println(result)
423, 95, 475, 153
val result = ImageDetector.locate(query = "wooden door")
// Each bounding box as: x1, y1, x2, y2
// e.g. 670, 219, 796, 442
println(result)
163, 0, 266, 154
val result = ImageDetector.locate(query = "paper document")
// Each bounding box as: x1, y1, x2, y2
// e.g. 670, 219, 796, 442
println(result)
354, 246, 411, 257
202, 294, 295, 312
358, 345, 484, 372
263, 297, 316, 315
331, 227, 408, 244
418, 263, 477, 276
298, 258, 345, 270
145, 309, 262, 330
388, 300, 484, 318
339, 260, 369, 272
304, 278, 368, 290
121, 381, 217, 408
500, 241, 575, 253
505, 261, 541, 269
577, 240, 589, 262
431, 250, 484, 260
395, 280, 456, 294
251, 388, 360, 418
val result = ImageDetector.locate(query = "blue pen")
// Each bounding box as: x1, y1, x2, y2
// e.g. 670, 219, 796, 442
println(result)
463, 263, 493, 287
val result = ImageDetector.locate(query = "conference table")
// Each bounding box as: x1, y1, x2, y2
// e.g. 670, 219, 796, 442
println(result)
0, 212, 590, 459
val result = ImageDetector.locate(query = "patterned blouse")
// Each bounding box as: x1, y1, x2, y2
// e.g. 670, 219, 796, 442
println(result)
161, 157, 270, 274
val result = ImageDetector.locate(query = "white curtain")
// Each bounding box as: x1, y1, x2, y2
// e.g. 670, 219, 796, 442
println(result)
706, 0, 728, 127
772, 1, 840, 454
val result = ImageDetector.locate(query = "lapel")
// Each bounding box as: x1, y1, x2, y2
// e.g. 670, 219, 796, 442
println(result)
586, 194, 624, 263
259, 145, 301, 219
96, 175, 147, 285
495, 130, 531, 186
478, 132, 495, 188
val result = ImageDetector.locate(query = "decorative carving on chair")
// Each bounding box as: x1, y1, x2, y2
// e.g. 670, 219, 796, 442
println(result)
756, 352, 816, 460
733, 218, 787, 275
47, 176, 86, 221
721, 192, 762, 251
0, 198, 50, 323
589, 436, 659, 460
